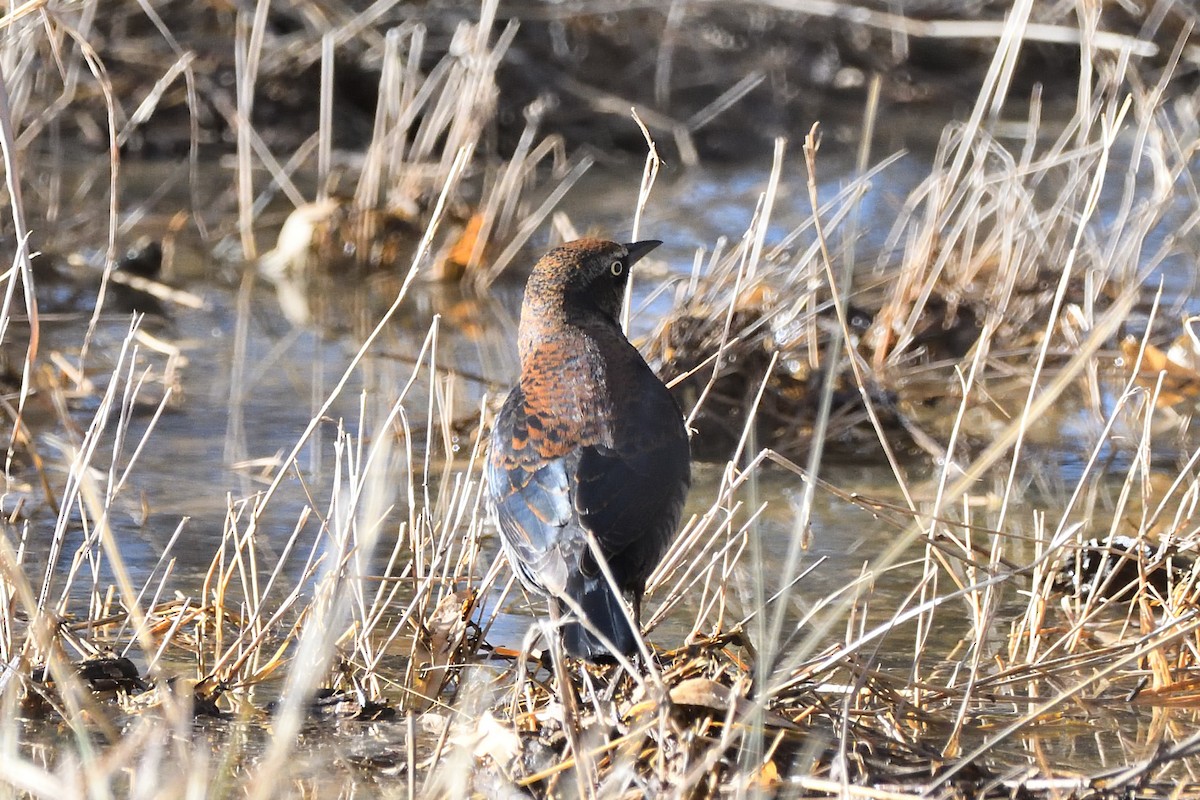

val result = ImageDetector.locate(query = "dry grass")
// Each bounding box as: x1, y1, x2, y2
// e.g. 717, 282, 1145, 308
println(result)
3, 1, 1200, 798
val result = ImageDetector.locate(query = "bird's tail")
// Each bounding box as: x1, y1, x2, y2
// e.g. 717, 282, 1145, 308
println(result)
559, 574, 638, 662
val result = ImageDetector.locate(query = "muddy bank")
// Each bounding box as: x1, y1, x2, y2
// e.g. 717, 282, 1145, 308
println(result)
49, 2, 1200, 162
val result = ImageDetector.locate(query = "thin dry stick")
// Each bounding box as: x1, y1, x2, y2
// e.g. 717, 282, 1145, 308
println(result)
318, 32, 333, 200
0, 65, 37, 475
622, 108, 661, 334
233, 0, 272, 260
752, 0, 1155, 56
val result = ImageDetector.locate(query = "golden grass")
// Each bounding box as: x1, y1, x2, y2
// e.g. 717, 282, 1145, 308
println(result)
3, 1, 1200, 798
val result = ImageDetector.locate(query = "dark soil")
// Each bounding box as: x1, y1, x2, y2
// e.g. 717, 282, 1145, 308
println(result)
57, 2, 1200, 164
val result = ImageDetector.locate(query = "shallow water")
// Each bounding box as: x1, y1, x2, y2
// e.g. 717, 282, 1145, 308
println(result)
8, 100, 1200, 784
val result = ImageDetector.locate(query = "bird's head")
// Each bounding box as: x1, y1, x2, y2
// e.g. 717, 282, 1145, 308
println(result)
523, 238, 662, 327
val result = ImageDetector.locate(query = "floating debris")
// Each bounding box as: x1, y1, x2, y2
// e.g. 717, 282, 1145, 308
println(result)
1054, 535, 1191, 600
1121, 322, 1200, 412
266, 687, 398, 723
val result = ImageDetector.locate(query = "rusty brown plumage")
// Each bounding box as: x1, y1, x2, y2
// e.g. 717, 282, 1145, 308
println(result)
487, 238, 691, 661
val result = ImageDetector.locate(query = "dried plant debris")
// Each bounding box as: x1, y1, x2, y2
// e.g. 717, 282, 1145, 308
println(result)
28, 655, 148, 696
257, 198, 488, 283
1054, 536, 1194, 601
872, 291, 984, 365
870, 234, 1124, 371
644, 198, 1147, 464
25, 236, 196, 322
405, 589, 481, 712
436, 631, 1029, 798
650, 290, 917, 462
20, 654, 149, 720
267, 687, 398, 723
257, 199, 424, 281
1121, 323, 1200, 413
496, 3, 1195, 160
17, 644, 397, 725
121, 676, 226, 718
17, 2, 1191, 162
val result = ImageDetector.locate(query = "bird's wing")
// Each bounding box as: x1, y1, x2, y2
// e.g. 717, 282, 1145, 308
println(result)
573, 378, 690, 569
486, 386, 579, 595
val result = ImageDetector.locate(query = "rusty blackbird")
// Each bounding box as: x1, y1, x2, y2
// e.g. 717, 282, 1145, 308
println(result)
487, 238, 691, 662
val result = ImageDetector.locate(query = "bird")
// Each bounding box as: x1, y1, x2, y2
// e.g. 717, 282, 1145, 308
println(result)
487, 238, 691, 662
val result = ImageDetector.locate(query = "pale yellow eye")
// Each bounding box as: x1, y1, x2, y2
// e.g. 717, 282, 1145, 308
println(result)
610, 260, 624, 276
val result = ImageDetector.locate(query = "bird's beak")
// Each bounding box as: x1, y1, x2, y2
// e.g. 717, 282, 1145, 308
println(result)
623, 240, 662, 266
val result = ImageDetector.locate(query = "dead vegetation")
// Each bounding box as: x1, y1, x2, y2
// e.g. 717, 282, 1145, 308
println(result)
5, 1, 1200, 799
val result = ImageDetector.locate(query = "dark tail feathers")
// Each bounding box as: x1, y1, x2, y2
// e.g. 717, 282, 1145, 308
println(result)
560, 575, 638, 662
